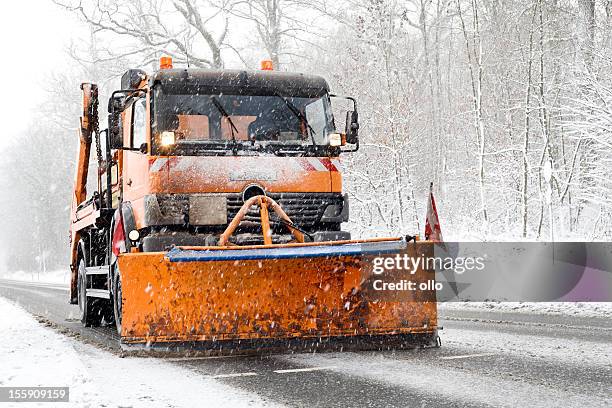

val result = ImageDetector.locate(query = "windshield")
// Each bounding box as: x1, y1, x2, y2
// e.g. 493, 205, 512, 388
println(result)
153, 90, 335, 151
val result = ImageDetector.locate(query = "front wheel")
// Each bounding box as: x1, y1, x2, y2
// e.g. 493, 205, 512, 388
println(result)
112, 265, 123, 336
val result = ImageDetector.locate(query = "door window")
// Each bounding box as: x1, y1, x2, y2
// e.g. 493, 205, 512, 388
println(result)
132, 99, 147, 149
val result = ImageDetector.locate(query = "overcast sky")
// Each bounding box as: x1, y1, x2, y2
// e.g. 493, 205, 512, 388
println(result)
0, 2, 82, 145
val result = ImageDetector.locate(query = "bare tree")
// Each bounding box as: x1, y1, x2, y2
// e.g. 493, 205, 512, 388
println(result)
520, 2, 537, 238
229, 0, 323, 68
6, 0, 612, 269
457, 0, 488, 226
55, 0, 237, 68
578, 0, 596, 70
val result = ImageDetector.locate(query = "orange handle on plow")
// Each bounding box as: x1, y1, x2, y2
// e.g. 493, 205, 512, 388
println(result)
218, 195, 305, 246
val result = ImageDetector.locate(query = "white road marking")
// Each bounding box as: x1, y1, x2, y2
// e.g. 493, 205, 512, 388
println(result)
273, 366, 336, 374
166, 355, 245, 362
439, 353, 496, 360
211, 372, 258, 378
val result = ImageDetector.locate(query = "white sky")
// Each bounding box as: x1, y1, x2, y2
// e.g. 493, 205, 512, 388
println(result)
0, 1, 311, 148
0, 1, 80, 145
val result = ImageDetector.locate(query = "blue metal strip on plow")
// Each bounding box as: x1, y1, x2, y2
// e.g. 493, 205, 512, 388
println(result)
166, 240, 406, 262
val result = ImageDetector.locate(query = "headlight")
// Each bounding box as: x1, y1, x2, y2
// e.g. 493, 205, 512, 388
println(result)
328, 132, 342, 147
128, 229, 140, 241
160, 131, 176, 146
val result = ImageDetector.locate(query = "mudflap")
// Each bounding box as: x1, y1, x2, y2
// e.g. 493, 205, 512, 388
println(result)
116, 239, 438, 351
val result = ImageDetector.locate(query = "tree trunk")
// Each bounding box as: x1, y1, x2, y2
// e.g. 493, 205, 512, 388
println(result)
578, 0, 596, 70
522, 3, 537, 237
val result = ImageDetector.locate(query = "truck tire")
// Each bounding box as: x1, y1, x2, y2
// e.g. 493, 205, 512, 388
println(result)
101, 296, 115, 326
77, 259, 101, 327
112, 265, 123, 336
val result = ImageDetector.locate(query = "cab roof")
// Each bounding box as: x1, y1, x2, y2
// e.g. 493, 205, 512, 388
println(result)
149, 69, 330, 98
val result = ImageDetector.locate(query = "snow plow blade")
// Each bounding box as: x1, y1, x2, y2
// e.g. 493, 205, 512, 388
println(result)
116, 238, 438, 351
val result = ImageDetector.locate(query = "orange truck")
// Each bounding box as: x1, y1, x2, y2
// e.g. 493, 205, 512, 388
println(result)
69, 58, 439, 351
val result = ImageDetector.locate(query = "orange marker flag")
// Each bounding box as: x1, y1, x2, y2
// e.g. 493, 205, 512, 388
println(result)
424, 182, 443, 242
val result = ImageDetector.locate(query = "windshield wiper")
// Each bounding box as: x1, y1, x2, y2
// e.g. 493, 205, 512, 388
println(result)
274, 93, 317, 146
210, 96, 239, 153
253, 142, 307, 157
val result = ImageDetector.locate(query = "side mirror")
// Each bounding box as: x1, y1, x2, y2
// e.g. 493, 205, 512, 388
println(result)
121, 69, 147, 90
345, 110, 359, 144
108, 112, 123, 149
108, 94, 126, 149
108, 93, 127, 114
330, 94, 359, 149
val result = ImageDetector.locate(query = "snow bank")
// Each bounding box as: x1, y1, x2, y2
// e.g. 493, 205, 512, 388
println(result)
0, 299, 99, 407
0, 297, 282, 407
439, 301, 612, 319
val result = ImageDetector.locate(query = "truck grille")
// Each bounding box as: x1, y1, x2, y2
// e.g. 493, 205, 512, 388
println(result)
154, 193, 344, 229
227, 193, 343, 229
157, 195, 189, 217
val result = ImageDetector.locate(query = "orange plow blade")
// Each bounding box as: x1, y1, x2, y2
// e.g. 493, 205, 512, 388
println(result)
117, 238, 439, 350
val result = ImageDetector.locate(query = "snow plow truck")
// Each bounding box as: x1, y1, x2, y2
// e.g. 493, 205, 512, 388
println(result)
68, 57, 439, 351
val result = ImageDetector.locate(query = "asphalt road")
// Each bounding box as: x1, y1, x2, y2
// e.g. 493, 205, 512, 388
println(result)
0, 278, 610, 407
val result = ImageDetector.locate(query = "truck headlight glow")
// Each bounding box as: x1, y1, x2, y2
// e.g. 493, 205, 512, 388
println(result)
160, 131, 176, 146
329, 132, 342, 147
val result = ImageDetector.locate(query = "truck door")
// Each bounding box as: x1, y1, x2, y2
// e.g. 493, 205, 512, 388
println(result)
122, 97, 149, 202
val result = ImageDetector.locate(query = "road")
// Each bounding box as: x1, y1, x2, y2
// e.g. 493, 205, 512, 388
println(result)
0, 278, 610, 407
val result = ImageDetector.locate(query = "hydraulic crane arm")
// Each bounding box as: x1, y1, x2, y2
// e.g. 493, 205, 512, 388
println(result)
73, 83, 98, 207
69, 83, 98, 303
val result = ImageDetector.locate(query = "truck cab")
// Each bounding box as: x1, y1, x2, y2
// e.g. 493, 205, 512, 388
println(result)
106, 62, 359, 252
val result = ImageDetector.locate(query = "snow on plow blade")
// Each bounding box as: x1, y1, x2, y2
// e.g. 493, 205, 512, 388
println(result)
117, 238, 438, 349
